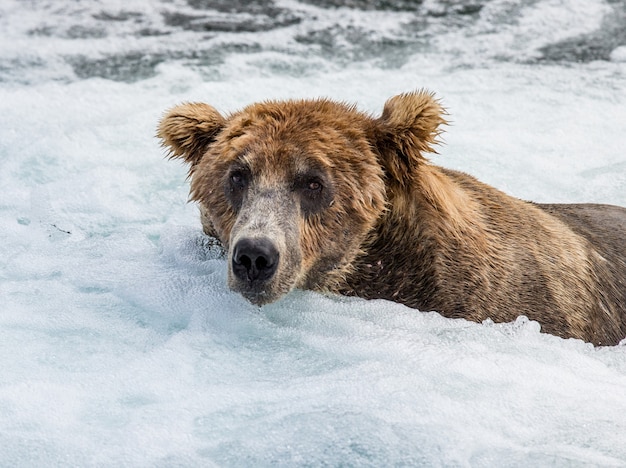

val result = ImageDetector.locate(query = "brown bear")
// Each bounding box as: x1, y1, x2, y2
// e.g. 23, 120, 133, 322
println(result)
158, 91, 626, 346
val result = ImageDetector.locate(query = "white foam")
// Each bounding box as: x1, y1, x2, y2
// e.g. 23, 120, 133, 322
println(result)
611, 46, 626, 62
1, 1, 626, 465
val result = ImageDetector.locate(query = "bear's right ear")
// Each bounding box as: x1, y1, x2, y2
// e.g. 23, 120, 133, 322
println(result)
157, 103, 226, 166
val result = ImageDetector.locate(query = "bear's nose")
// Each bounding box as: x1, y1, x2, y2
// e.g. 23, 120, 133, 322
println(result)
232, 237, 279, 283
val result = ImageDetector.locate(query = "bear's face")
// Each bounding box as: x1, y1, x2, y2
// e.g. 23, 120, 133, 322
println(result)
158, 92, 445, 305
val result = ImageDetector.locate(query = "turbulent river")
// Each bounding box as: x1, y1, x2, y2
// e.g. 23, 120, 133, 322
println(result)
1, 0, 626, 466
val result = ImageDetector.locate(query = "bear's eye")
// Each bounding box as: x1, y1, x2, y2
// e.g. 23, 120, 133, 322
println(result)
294, 172, 332, 217
306, 179, 322, 192
229, 170, 248, 190
225, 166, 251, 211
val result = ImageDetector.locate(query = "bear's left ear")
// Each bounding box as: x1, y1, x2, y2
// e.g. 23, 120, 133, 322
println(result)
157, 102, 226, 167
373, 91, 447, 185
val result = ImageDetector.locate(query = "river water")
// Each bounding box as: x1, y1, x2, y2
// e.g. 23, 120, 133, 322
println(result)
1, 0, 626, 465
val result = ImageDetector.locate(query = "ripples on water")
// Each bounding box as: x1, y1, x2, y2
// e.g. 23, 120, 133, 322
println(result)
1, 1, 626, 466
2, 0, 625, 83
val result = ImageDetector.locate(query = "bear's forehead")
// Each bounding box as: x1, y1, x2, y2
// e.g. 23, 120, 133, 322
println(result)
238, 98, 361, 122
216, 101, 374, 171
237, 137, 334, 179
224, 100, 369, 141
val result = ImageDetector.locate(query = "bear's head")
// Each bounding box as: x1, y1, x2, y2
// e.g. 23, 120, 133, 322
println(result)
158, 91, 445, 305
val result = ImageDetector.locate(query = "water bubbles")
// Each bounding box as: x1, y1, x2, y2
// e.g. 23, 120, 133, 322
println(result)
0, 0, 625, 465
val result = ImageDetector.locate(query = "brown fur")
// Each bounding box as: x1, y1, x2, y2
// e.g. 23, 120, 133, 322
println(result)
158, 91, 626, 346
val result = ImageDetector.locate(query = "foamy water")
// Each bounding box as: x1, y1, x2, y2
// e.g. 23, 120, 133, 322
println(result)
1, 0, 625, 465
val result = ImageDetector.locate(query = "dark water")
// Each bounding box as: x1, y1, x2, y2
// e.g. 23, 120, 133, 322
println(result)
3, 0, 625, 83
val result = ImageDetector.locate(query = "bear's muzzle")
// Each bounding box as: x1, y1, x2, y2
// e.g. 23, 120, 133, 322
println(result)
227, 187, 302, 305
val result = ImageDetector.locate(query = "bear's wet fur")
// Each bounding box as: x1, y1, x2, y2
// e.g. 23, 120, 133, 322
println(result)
158, 91, 626, 346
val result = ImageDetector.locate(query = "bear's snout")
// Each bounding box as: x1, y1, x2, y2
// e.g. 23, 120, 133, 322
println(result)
232, 237, 279, 283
